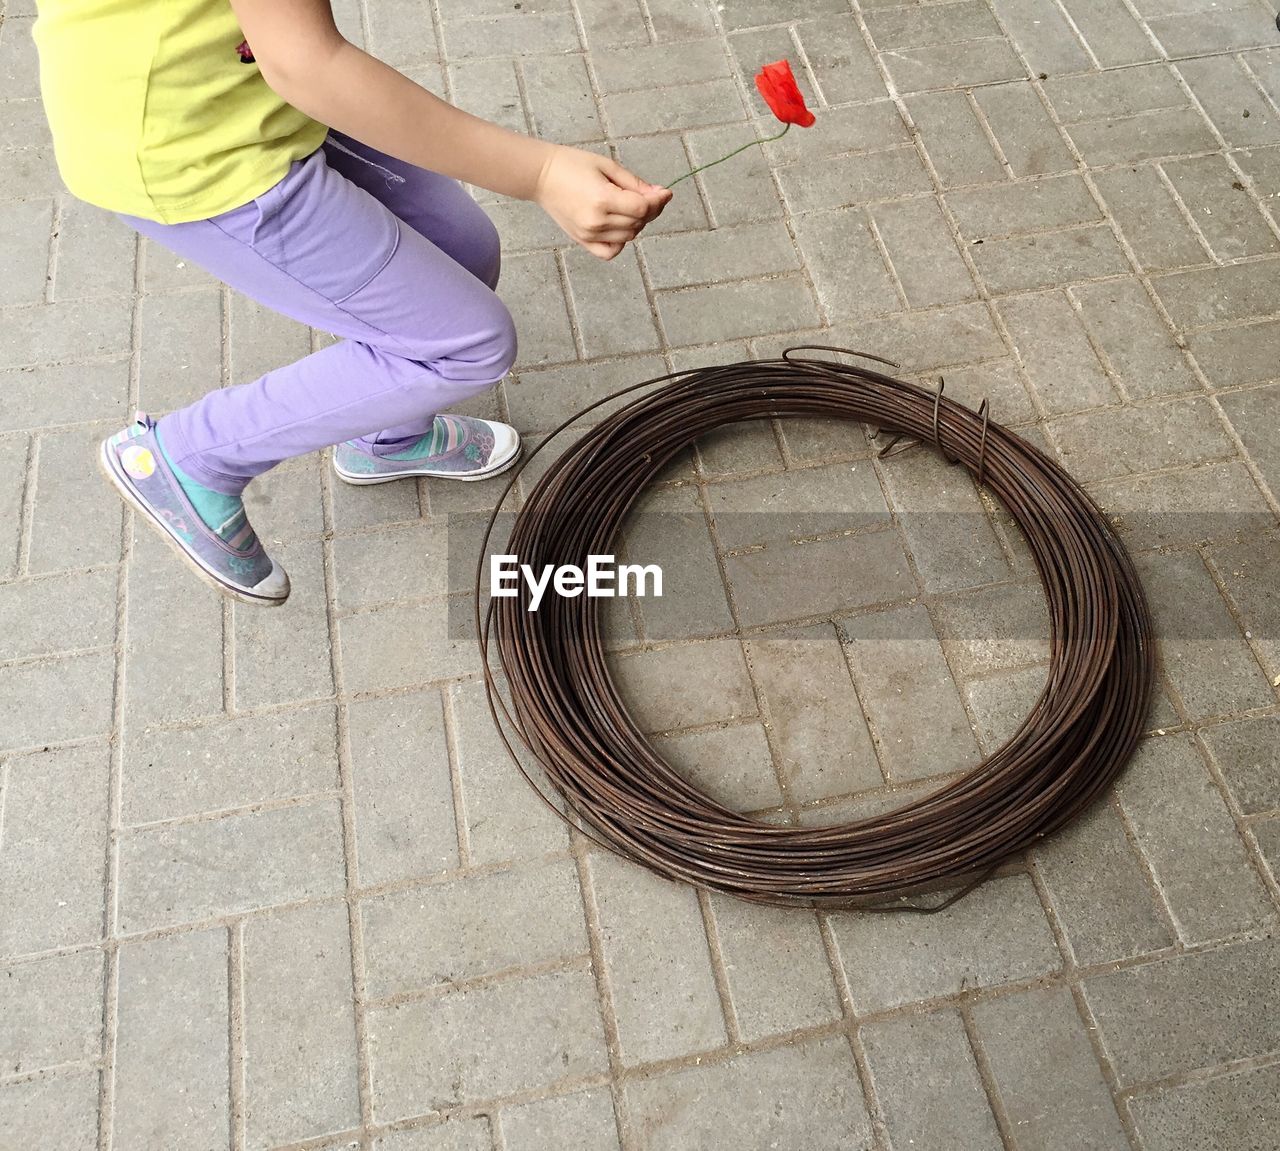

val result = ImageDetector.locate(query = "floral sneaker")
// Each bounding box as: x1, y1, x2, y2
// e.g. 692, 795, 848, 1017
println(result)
332, 414, 521, 485
98, 413, 290, 606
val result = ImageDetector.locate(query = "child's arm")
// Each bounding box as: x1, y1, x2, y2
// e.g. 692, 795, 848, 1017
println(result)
229, 0, 672, 260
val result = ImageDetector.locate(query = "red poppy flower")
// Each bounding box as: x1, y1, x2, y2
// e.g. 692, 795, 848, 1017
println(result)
754, 60, 815, 128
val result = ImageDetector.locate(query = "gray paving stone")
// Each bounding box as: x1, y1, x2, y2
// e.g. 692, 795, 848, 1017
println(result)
705, 459, 889, 550
242, 450, 325, 538
448, 59, 526, 137
999, 291, 1117, 414
1046, 64, 1188, 123
973, 987, 1128, 1149
1117, 734, 1274, 943
745, 624, 883, 802
0, 950, 103, 1074
622, 486, 734, 643
51, 198, 137, 303
777, 414, 874, 465
442, 11, 581, 58
1192, 319, 1280, 388
646, 0, 718, 40
243, 902, 361, 1149
340, 598, 479, 691
933, 578, 1050, 679
500, 1088, 620, 1151
347, 689, 460, 886
1164, 153, 1280, 259
0, 648, 115, 754
604, 78, 745, 137
123, 705, 338, 826
684, 122, 785, 227
0, 744, 109, 957
0, 1071, 99, 1151
233, 540, 334, 708
0, 298, 133, 371
974, 81, 1076, 178
0, 96, 52, 149
332, 522, 448, 613
1066, 0, 1163, 67
865, 0, 1003, 48
361, 0, 436, 63
0, 145, 63, 200
1092, 165, 1212, 273
114, 929, 230, 1149
776, 146, 933, 214
1136, 549, 1275, 721
880, 38, 1026, 94
1085, 936, 1280, 1085
522, 54, 603, 146
973, 223, 1130, 293
797, 15, 888, 105
905, 90, 1005, 187
0, 433, 27, 580
28, 421, 126, 574
588, 848, 725, 1065
992, 0, 1093, 74
1207, 532, 1280, 681
1035, 797, 1176, 965
449, 677, 569, 866
641, 220, 798, 291
0, 16, 39, 99
1219, 382, 1280, 495
1180, 54, 1280, 147
362, 857, 587, 998
862, 1010, 1003, 1151
593, 37, 729, 94
768, 102, 912, 168
691, 414, 781, 477
500, 251, 577, 369
1148, 1, 1280, 56
947, 173, 1103, 239
792, 207, 900, 324
657, 273, 821, 349
375, 1119, 493, 1151
839, 602, 981, 782
575, 0, 647, 50
368, 967, 608, 1120
710, 896, 841, 1041
227, 293, 311, 384
139, 288, 223, 413
123, 527, 224, 728
831, 874, 1061, 1012
872, 196, 979, 309
1201, 714, 1280, 815
1254, 818, 1280, 890
877, 448, 1012, 592
1130, 1064, 1280, 1151
716, 0, 846, 31
624, 1036, 872, 1151
505, 353, 667, 434
563, 245, 660, 358
1072, 277, 1201, 399
1091, 462, 1273, 551
609, 636, 755, 733
0, 197, 51, 307
117, 799, 345, 933
963, 662, 1049, 752
1069, 107, 1221, 166
0, 567, 116, 661
726, 527, 916, 628
1050, 396, 1235, 481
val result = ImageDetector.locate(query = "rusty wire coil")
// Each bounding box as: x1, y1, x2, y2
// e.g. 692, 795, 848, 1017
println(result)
474, 349, 1156, 909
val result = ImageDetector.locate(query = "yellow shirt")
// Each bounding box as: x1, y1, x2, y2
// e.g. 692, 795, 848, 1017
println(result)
33, 0, 328, 224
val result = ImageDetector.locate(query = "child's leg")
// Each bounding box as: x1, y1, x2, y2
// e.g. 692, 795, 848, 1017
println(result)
319, 131, 503, 452
127, 147, 517, 496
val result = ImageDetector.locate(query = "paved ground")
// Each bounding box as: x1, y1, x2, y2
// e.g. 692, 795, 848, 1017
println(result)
4, 0, 1280, 1147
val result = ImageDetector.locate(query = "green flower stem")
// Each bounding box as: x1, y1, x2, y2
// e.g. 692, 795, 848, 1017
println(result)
664, 123, 791, 189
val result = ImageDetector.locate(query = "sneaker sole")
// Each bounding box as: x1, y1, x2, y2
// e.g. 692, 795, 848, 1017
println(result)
98, 441, 289, 607
333, 442, 523, 486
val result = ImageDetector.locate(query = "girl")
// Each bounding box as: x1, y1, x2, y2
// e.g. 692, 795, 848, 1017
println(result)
33, 0, 672, 605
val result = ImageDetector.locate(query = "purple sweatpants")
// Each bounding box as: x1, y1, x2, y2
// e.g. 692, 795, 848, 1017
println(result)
122, 132, 517, 496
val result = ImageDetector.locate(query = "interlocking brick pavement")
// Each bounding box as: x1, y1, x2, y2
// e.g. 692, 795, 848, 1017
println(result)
3, 0, 1280, 1147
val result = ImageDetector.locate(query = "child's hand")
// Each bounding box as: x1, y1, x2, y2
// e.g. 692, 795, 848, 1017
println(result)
534, 147, 673, 260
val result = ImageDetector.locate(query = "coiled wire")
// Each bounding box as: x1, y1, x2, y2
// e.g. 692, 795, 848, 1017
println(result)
474, 349, 1155, 909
